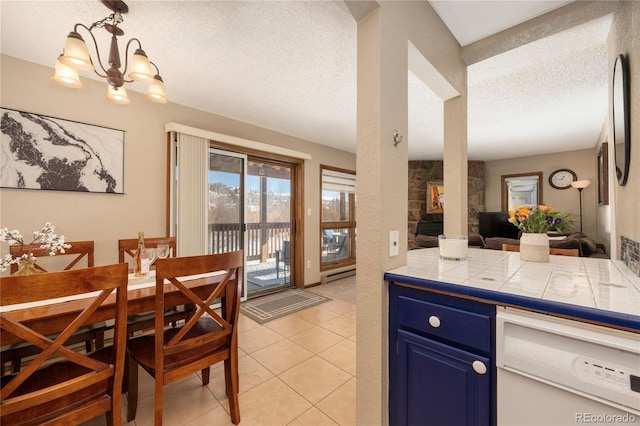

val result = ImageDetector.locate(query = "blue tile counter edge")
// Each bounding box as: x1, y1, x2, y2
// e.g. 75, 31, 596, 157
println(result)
384, 272, 640, 332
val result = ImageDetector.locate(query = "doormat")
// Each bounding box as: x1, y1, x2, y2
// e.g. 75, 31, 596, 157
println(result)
241, 289, 331, 324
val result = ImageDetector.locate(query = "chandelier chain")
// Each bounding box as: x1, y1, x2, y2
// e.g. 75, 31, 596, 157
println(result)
89, 12, 123, 32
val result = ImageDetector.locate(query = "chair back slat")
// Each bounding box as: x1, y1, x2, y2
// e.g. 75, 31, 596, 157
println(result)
9, 240, 94, 274
1, 263, 128, 425
162, 270, 234, 354
1, 258, 113, 305
118, 236, 177, 263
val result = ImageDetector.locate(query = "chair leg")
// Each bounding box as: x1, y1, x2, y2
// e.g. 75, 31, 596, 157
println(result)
154, 378, 164, 426
225, 356, 240, 424
106, 412, 114, 426
122, 351, 129, 394
201, 366, 210, 385
126, 353, 139, 422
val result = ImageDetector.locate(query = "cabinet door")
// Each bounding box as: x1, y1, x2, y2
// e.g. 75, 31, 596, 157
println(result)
394, 330, 490, 426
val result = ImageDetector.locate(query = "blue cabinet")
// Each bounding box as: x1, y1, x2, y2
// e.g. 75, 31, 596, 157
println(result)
389, 283, 496, 426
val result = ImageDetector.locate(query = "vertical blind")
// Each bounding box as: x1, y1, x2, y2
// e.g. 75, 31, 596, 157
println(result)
175, 133, 208, 256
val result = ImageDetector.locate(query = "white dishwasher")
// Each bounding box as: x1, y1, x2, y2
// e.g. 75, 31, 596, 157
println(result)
496, 307, 640, 425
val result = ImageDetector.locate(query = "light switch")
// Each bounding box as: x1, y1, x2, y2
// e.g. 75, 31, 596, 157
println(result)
389, 230, 399, 257
307, 208, 312, 216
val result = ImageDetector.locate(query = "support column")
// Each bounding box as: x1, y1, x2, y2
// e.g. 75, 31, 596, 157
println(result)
354, 6, 408, 426
443, 96, 468, 235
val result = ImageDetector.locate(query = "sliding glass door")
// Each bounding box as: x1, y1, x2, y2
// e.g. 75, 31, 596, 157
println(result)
171, 132, 300, 299
208, 152, 294, 297
208, 149, 248, 298
245, 160, 294, 296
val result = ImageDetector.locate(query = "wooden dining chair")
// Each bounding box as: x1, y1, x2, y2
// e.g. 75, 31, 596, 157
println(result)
117, 237, 177, 265
550, 248, 580, 257
118, 236, 193, 335
2, 240, 106, 375
9, 240, 95, 274
126, 251, 243, 425
502, 243, 580, 257
1, 263, 128, 426
501, 244, 520, 253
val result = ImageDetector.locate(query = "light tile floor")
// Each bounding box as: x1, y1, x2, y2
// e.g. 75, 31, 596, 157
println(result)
84, 276, 356, 426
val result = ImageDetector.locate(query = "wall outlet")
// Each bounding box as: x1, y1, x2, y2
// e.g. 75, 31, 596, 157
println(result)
307, 260, 312, 268
389, 230, 399, 257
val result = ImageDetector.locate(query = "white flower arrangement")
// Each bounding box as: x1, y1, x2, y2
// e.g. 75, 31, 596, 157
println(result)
0, 222, 71, 272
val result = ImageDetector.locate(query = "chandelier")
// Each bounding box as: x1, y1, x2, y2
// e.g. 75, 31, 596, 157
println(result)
51, 0, 167, 105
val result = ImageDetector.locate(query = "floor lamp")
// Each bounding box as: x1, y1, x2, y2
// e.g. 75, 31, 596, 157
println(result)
570, 180, 591, 232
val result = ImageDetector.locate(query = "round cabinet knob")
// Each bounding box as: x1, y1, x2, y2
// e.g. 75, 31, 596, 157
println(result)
428, 316, 441, 328
472, 360, 487, 375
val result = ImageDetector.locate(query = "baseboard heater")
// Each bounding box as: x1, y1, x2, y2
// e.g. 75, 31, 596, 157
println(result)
321, 268, 356, 284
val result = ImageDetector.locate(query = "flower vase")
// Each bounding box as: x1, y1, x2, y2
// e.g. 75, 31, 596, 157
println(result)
520, 233, 549, 263
13, 259, 42, 276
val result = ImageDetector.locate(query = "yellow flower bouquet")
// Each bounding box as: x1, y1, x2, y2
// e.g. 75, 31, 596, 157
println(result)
508, 204, 574, 234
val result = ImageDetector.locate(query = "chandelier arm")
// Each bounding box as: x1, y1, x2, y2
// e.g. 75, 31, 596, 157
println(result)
150, 61, 161, 76
73, 23, 109, 75
122, 37, 143, 77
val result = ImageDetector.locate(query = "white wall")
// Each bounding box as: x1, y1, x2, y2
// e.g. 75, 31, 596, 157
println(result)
0, 55, 356, 284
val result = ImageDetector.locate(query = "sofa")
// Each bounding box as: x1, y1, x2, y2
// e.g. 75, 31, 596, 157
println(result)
414, 232, 608, 258
482, 232, 608, 258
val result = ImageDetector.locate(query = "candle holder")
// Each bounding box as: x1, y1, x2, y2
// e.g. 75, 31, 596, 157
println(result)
438, 235, 468, 261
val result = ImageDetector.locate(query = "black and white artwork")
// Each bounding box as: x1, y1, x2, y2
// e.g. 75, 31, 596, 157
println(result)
1, 108, 124, 193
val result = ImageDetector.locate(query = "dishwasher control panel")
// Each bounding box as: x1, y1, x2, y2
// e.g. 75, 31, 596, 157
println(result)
497, 308, 640, 414
576, 356, 639, 392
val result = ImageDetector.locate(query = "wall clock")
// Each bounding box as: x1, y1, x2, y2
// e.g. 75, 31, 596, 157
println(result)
549, 169, 577, 190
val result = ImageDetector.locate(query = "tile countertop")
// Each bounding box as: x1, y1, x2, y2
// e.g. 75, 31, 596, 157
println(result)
384, 248, 640, 332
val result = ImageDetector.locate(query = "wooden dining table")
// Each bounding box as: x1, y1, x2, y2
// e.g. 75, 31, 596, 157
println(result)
0, 270, 228, 346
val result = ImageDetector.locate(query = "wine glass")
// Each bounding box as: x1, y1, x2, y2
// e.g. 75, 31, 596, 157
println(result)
146, 248, 157, 267
157, 243, 170, 259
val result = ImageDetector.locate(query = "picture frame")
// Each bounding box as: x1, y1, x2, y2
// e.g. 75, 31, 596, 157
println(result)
1, 108, 125, 194
597, 142, 609, 205
426, 182, 444, 213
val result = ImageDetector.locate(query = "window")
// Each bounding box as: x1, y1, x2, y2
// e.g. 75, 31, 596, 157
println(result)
321, 166, 356, 270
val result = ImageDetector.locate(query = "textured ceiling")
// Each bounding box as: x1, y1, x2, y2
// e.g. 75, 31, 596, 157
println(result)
0, 1, 612, 161
429, 0, 573, 46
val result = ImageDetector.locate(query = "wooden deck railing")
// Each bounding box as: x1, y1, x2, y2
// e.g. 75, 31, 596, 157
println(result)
208, 222, 290, 261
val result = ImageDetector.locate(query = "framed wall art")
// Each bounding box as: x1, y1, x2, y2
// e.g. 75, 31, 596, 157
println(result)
427, 182, 444, 213
597, 142, 609, 205
0, 108, 124, 194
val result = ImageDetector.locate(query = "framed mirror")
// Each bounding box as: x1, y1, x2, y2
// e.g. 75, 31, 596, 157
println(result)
612, 54, 630, 186
501, 172, 543, 211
